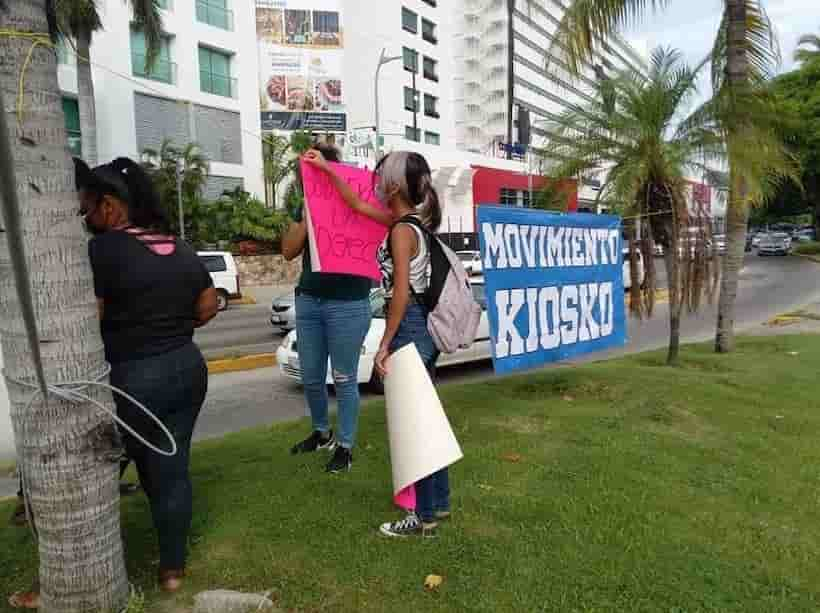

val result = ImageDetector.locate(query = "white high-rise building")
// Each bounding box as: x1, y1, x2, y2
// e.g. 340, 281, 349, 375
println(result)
454, 0, 646, 158
57, 0, 264, 199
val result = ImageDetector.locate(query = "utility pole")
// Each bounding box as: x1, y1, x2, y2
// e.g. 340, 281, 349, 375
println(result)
175, 158, 186, 240
506, 0, 515, 160
374, 48, 402, 160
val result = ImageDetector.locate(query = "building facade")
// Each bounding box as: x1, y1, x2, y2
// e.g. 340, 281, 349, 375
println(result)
58, 0, 264, 199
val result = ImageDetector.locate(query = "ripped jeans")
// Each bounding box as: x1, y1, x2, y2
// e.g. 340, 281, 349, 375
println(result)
295, 293, 372, 449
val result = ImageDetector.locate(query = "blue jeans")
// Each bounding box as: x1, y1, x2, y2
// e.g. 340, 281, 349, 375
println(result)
296, 294, 372, 449
388, 303, 450, 523
109, 342, 207, 571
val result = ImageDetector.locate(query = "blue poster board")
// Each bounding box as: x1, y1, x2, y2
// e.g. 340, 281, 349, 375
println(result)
477, 207, 627, 375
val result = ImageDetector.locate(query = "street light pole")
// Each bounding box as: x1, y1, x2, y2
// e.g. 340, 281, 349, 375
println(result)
374, 47, 402, 161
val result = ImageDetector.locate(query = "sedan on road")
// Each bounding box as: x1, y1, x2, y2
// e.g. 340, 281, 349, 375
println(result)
758, 233, 791, 256
270, 291, 296, 333
276, 282, 492, 391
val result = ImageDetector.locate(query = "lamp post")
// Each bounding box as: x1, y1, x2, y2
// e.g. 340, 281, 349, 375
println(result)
374, 47, 402, 160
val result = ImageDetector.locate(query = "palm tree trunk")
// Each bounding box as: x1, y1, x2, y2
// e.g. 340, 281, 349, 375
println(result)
715, 0, 751, 354
715, 170, 748, 353
75, 30, 97, 166
0, 0, 129, 611
664, 245, 681, 366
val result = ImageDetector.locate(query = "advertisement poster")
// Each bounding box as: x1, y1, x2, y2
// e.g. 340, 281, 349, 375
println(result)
477, 207, 627, 375
256, 0, 345, 131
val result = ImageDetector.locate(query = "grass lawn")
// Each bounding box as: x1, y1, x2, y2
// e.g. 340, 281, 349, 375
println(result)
2, 336, 820, 612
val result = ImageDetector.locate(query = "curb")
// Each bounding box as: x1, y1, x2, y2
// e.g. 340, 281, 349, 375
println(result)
207, 353, 277, 375
794, 253, 820, 264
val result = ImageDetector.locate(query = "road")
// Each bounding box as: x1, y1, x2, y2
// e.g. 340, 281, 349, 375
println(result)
194, 254, 820, 444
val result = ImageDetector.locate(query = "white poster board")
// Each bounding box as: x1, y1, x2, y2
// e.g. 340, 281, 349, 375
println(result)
383, 344, 463, 495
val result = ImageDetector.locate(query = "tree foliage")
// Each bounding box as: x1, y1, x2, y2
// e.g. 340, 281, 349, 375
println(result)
768, 55, 820, 231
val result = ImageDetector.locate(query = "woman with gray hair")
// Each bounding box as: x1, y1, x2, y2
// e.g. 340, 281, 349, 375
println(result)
303, 149, 450, 538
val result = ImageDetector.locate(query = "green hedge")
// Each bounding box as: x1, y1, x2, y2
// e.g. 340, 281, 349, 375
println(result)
794, 241, 820, 255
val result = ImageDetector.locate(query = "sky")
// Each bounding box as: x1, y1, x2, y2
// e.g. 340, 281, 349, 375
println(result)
623, 0, 820, 81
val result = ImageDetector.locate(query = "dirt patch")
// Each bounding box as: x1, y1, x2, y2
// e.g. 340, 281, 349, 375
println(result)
639, 403, 717, 445
482, 415, 549, 435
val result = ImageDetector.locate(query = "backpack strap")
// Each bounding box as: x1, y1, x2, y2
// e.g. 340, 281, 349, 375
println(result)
387, 215, 432, 306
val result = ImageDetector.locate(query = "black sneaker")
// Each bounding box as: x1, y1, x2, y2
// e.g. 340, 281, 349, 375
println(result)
379, 513, 438, 538
291, 430, 335, 455
325, 446, 352, 473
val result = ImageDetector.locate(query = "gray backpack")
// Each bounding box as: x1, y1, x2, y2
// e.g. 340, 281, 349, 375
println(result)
393, 216, 482, 354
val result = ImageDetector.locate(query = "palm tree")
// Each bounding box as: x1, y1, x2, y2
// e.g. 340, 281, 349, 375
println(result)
56, 0, 163, 166
0, 0, 129, 610
142, 139, 210, 236
543, 48, 720, 365
550, 0, 795, 354
795, 32, 820, 64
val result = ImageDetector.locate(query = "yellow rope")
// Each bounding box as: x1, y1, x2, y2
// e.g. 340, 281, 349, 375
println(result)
0, 29, 54, 125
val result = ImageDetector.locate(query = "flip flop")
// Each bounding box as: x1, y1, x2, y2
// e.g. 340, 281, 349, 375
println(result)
8, 591, 40, 609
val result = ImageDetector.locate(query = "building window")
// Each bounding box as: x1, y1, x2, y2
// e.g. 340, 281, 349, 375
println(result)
405, 126, 421, 142
422, 18, 437, 44
500, 188, 517, 206
423, 56, 438, 81
62, 97, 81, 157
403, 47, 418, 72
404, 86, 419, 112
157, 0, 170, 9
199, 47, 235, 98
424, 131, 440, 146
424, 94, 439, 118
130, 29, 175, 84
196, 0, 234, 31
402, 7, 418, 33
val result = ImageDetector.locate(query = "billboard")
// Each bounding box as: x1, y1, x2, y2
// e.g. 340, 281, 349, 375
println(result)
256, 0, 345, 132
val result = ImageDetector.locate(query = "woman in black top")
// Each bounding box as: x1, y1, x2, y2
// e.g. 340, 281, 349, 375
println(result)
76, 157, 217, 593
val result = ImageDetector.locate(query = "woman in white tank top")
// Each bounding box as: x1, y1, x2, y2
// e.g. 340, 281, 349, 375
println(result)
303, 148, 453, 539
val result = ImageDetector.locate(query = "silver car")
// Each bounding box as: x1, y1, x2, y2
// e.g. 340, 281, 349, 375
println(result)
758, 233, 791, 256
270, 291, 296, 333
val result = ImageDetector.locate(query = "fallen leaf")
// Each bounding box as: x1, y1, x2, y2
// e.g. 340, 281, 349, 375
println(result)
501, 453, 522, 463
787, 352, 799, 356
562, 395, 575, 402
775, 415, 785, 420
424, 574, 444, 591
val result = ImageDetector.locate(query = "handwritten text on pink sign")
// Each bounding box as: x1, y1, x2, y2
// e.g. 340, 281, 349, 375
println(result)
302, 161, 389, 280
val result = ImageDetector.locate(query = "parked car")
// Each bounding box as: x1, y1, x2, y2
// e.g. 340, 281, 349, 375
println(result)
276, 281, 492, 392
758, 233, 791, 256
197, 251, 241, 311
745, 233, 753, 252
457, 250, 483, 276
751, 233, 763, 248
795, 228, 816, 243
270, 291, 297, 333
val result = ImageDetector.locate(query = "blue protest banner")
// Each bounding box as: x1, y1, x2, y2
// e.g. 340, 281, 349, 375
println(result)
477, 206, 627, 375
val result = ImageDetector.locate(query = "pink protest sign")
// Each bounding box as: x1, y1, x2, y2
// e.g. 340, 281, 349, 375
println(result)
301, 161, 389, 281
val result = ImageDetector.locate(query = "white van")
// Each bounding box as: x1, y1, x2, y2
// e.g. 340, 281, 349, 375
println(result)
197, 251, 241, 311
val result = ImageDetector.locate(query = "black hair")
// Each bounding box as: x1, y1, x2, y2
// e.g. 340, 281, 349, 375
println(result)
312, 141, 341, 163
374, 152, 442, 232
78, 157, 169, 232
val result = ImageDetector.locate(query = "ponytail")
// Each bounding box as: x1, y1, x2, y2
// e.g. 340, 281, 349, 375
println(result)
110, 157, 169, 232
419, 177, 442, 232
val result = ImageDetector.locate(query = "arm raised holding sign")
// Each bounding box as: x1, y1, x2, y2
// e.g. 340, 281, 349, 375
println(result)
303, 149, 394, 228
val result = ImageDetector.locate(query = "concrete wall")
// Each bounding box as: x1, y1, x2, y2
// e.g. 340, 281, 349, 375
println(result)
0, 350, 14, 462
236, 255, 302, 287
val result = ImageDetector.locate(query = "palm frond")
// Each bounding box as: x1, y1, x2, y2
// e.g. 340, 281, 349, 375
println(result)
548, 0, 671, 77
54, 0, 102, 39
